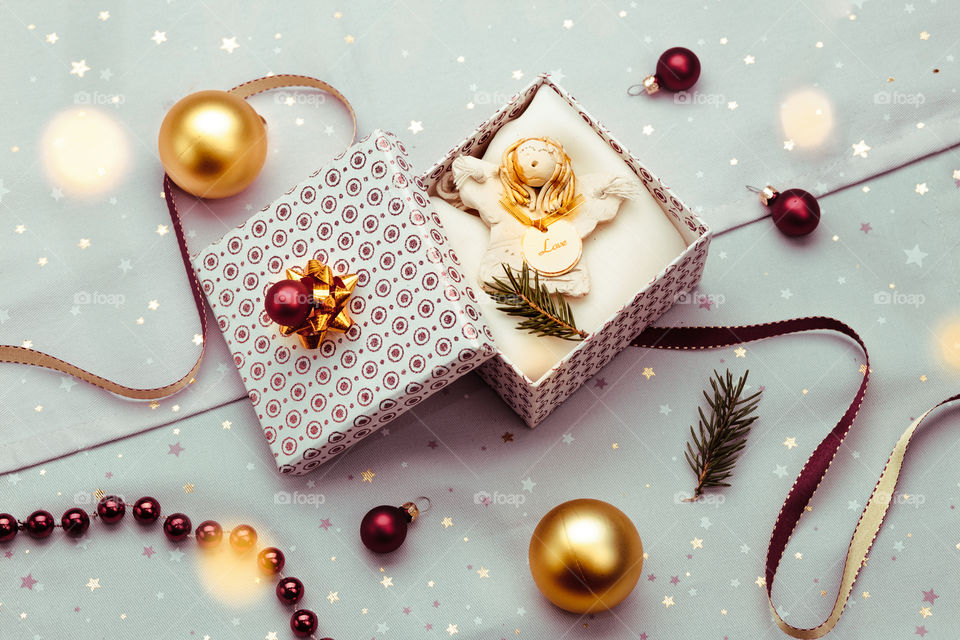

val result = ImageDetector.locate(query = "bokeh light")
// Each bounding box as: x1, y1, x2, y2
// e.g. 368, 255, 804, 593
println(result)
194, 535, 271, 606
41, 109, 130, 196
780, 88, 835, 149
936, 318, 960, 370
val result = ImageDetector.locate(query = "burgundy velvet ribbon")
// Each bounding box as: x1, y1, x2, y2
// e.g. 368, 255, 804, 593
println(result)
632, 318, 959, 637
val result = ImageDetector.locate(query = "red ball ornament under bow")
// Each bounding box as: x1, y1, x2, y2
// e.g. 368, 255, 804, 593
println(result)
747, 185, 821, 237
264, 259, 359, 349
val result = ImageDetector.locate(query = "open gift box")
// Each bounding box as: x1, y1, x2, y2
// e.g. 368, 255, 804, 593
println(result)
422, 75, 711, 426
195, 74, 710, 474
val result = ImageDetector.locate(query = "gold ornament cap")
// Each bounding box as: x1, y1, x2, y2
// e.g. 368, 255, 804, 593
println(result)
642, 74, 660, 95
528, 498, 644, 614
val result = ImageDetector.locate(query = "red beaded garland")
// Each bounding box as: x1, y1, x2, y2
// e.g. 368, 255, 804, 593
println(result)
257, 547, 286, 574
264, 279, 312, 327
1, 498, 341, 640
290, 609, 319, 638
0, 513, 18, 542
25, 510, 56, 539
163, 513, 192, 542
61, 508, 91, 538
96, 495, 126, 524
132, 496, 161, 524
195, 520, 223, 549
229, 524, 258, 552
277, 576, 305, 605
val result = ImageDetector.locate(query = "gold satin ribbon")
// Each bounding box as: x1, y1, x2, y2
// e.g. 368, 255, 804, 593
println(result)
0, 75, 356, 400
772, 407, 940, 638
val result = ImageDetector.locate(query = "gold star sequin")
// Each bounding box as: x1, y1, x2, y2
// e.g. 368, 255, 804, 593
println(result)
85, 578, 101, 592
783, 437, 798, 449
662, 595, 675, 608
156, 224, 169, 235
851, 139, 871, 158
920, 31, 930, 40
183, 483, 194, 494
477, 567, 489, 578
920, 375, 927, 382
795, 552, 803, 559
862, 591, 870, 599
361, 469, 375, 483
641, 367, 655, 380
755, 576, 765, 587
77, 238, 91, 249
442, 517, 454, 528
920, 606, 932, 618
691, 537, 703, 550
611, 442, 619, 450
734, 347, 746, 358
327, 591, 339, 603
380, 576, 393, 588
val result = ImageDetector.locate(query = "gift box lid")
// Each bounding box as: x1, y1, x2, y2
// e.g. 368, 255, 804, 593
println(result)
194, 130, 497, 474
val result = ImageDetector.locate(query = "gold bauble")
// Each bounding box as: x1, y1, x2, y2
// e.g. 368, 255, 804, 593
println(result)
158, 90, 267, 199
528, 498, 644, 614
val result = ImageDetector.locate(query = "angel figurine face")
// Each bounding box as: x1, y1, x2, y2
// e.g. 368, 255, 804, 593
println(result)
512, 139, 559, 188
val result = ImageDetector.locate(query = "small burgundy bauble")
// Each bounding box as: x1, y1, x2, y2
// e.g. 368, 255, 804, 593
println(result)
656, 47, 701, 92
360, 505, 410, 553
229, 524, 258, 552
61, 508, 91, 538
0, 513, 19, 542
24, 510, 56, 539
257, 547, 286, 574
771, 188, 821, 237
132, 497, 161, 524
195, 520, 223, 549
163, 513, 192, 542
290, 609, 319, 638
96, 495, 126, 524
749, 185, 820, 237
277, 576, 305, 605
264, 279, 312, 327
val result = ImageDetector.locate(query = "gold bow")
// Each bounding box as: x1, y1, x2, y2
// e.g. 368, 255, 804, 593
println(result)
276, 259, 359, 349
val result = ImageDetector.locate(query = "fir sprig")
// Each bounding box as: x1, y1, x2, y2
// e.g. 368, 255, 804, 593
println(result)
683, 369, 762, 500
482, 263, 587, 341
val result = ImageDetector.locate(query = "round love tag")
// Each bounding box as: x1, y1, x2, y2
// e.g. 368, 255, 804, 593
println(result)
521, 219, 582, 277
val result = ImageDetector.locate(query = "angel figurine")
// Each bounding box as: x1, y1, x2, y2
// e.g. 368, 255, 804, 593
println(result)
438, 136, 640, 297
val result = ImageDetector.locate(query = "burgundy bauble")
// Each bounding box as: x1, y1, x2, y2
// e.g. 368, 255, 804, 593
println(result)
195, 520, 223, 549
132, 497, 161, 524
265, 280, 312, 327
229, 524, 258, 552
771, 188, 820, 237
61, 508, 91, 538
276, 576, 305, 605
0, 513, 19, 542
290, 609, 319, 638
257, 547, 286, 574
656, 47, 701, 92
96, 495, 126, 524
163, 513, 192, 542
24, 510, 56, 539
360, 505, 409, 553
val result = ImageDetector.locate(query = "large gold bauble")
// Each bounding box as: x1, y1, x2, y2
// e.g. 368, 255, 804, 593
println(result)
158, 90, 267, 199
528, 498, 644, 614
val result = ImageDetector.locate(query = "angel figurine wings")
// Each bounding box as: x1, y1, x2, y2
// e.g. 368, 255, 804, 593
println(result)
438, 136, 640, 297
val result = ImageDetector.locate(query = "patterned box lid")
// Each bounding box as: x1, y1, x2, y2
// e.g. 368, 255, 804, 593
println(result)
194, 130, 496, 474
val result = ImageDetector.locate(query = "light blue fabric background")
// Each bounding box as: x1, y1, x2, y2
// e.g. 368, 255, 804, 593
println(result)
1, 2, 958, 639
